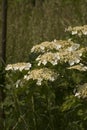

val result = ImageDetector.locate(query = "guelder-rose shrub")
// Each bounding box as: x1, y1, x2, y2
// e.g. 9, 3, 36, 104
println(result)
5, 25, 87, 130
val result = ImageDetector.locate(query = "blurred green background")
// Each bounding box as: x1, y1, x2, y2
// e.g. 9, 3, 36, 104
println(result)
0, 0, 87, 63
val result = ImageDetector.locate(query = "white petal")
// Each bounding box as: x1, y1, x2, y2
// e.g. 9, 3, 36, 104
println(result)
72, 30, 77, 35
69, 60, 74, 66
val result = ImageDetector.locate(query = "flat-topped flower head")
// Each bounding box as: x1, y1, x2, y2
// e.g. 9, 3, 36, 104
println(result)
24, 68, 58, 85
35, 45, 85, 66
5, 62, 32, 71
67, 43, 80, 52
31, 41, 61, 53
31, 40, 76, 53
36, 52, 60, 66
65, 25, 87, 36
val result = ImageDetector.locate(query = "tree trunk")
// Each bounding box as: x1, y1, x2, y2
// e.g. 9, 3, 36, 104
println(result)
1, 0, 7, 64
0, 0, 8, 129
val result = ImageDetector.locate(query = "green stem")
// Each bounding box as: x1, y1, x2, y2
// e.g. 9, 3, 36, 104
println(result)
12, 89, 29, 130
45, 82, 54, 130
31, 95, 37, 130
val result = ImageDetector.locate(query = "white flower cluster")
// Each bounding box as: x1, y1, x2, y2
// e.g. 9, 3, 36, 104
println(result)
24, 68, 57, 86
67, 48, 84, 66
36, 52, 60, 66
31, 41, 61, 53
75, 83, 87, 99
65, 25, 87, 36
61, 44, 83, 66
67, 43, 80, 52
68, 63, 87, 71
31, 38, 87, 66
35, 44, 85, 66
5, 62, 32, 71
31, 40, 75, 53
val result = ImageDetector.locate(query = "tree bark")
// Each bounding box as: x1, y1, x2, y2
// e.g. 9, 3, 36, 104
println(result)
1, 0, 7, 65
0, 0, 8, 129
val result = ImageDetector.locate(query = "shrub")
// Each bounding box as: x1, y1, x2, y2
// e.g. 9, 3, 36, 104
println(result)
5, 25, 87, 130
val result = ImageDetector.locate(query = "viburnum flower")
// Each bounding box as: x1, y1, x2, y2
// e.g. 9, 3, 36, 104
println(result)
24, 68, 58, 86
5, 62, 32, 71
31, 39, 76, 53
35, 46, 85, 66
65, 25, 87, 36
36, 52, 60, 66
